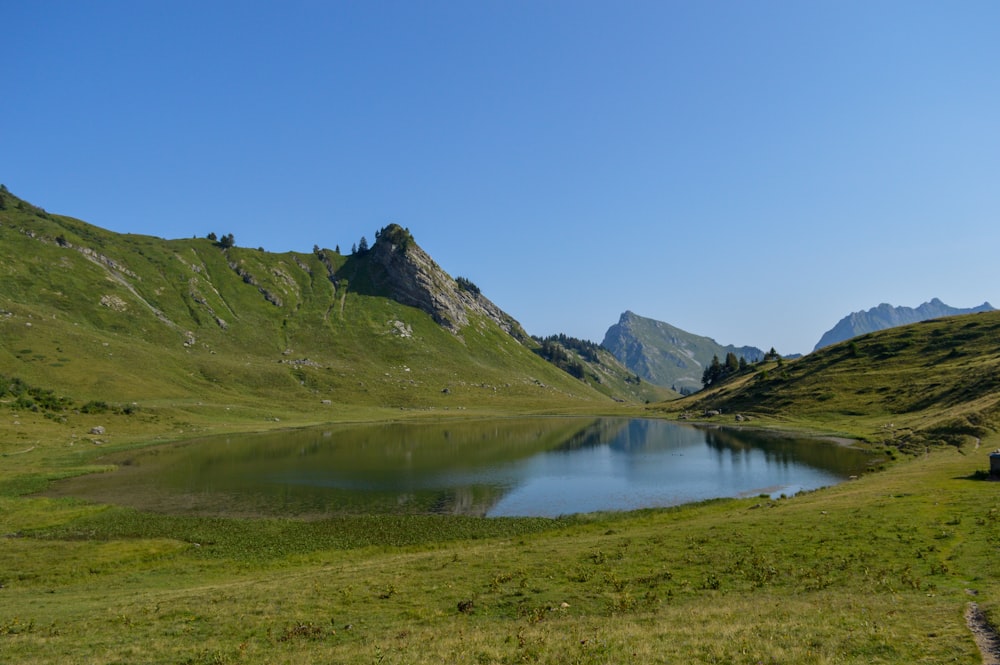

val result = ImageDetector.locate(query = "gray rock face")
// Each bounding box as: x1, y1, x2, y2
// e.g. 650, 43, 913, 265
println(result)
369, 225, 528, 341
813, 298, 995, 351
602, 311, 764, 392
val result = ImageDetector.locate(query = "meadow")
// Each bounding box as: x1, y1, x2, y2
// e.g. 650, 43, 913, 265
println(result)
1, 399, 998, 664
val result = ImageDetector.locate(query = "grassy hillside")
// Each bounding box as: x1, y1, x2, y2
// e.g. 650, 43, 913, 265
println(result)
659, 310, 1000, 452
0, 189, 635, 420
532, 333, 675, 404
3, 188, 1000, 663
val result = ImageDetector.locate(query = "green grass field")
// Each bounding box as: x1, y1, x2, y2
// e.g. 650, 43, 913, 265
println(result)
2, 191, 999, 663
2, 426, 998, 664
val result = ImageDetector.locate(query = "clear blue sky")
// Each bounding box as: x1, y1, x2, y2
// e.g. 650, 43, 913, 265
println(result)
4, 1, 998, 355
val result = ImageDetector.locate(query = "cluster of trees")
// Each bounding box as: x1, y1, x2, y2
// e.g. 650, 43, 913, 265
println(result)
533, 339, 587, 380
532, 334, 601, 363
701, 352, 748, 388
207, 232, 235, 249
700, 347, 783, 389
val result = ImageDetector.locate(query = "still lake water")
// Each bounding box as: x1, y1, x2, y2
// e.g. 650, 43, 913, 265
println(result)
52, 418, 873, 518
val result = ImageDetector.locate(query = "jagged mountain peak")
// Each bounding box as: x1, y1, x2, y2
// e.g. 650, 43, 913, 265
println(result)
813, 299, 996, 351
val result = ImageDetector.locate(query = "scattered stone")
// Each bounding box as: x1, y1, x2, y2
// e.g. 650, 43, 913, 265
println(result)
457, 600, 474, 614
90, 426, 105, 435
99, 294, 128, 312
279, 358, 322, 368
387, 320, 413, 338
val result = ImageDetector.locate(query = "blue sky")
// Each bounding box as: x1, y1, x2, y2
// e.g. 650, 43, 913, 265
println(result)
4, 1, 998, 355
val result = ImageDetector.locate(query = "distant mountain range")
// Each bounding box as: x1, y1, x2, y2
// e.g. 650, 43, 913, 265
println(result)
602, 311, 764, 393
813, 298, 995, 351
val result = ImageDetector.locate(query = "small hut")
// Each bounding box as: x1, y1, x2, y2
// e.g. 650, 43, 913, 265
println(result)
990, 450, 1000, 478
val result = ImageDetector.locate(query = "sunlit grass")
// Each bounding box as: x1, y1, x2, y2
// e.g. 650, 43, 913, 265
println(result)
2, 439, 997, 663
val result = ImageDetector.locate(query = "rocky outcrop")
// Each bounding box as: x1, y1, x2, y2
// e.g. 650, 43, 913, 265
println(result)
368, 225, 528, 341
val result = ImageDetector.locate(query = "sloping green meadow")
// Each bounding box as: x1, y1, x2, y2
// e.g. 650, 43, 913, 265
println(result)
1, 430, 997, 664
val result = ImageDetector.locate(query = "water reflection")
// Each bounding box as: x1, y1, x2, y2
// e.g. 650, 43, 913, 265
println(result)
47, 418, 873, 518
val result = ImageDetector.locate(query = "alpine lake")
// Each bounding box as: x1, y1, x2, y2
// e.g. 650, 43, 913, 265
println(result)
50, 418, 876, 518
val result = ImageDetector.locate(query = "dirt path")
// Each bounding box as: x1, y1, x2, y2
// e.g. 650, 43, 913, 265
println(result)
967, 602, 1000, 665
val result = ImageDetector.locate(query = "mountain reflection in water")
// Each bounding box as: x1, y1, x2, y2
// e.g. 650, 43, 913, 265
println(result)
47, 418, 873, 518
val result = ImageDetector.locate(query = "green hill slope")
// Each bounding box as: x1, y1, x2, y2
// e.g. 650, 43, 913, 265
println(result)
0, 189, 625, 419
532, 333, 676, 404
663, 310, 1000, 451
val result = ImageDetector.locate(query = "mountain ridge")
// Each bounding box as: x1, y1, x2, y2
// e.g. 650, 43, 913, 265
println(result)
602, 310, 765, 392
813, 298, 995, 351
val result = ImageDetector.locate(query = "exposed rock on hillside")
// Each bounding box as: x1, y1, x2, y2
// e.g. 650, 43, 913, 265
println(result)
368, 225, 529, 341
813, 298, 995, 351
602, 311, 764, 392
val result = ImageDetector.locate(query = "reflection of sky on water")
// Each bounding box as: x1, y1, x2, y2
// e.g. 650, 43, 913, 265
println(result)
486, 421, 844, 516
263, 419, 857, 516
52, 417, 872, 518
